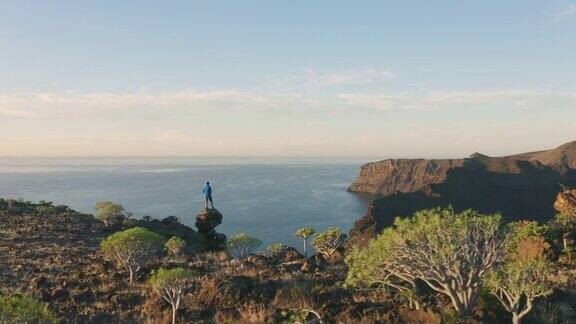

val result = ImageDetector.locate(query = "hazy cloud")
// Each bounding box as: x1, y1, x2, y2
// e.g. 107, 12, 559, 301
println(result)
0, 90, 325, 119
266, 68, 396, 89
1, 89, 574, 121
560, 4, 576, 17
298, 68, 396, 86
338, 90, 576, 111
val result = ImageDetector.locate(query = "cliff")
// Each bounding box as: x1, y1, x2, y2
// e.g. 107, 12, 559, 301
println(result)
348, 140, 576, 246
348, 158, 465, 196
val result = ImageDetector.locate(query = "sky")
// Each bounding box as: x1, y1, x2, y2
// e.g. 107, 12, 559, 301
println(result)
1, 0, 575, 158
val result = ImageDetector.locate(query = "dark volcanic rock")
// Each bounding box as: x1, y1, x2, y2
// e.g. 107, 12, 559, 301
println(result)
137, 216, 207, 250
348, 141, 576, 246
195, 208, 226, 250
195, 208, 223, 232
279, 247, 305, 263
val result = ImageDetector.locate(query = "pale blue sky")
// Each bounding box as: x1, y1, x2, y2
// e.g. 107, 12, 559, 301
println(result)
1, 1, 575, 157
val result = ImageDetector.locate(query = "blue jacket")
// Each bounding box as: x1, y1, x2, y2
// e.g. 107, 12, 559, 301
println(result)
203, 184, 212, 197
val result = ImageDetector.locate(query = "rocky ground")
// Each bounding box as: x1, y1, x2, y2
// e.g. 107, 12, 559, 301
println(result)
1, 198, 575, 323
0, 200, 427, 323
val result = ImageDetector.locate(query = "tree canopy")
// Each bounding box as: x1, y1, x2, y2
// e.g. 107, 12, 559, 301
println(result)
100, 227, 166, 283
226, 233, 262, 260
94, 201, 131, 227
346, 207, 503, 317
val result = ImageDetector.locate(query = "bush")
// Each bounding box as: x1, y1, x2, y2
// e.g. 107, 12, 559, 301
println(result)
346, 238, 422, 309
312, 227, 346, 258
267, 242, 286, 257
485, 258, 554, 324
0, 295, 58, 323
226, 233, 262, 260
165, 237, 187, 257
94, 201, 131, 227
293, 227, 315, 257
549, 213, 576, 261
485, 225, 556, 324
148, 267, 196, 324
122, 217, 138, 228
100, 227, 166, 283
346, 207, 503, 317
35, 205, 59, 215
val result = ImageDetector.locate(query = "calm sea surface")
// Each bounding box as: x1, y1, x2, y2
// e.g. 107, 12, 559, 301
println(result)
0, 157, 373, 249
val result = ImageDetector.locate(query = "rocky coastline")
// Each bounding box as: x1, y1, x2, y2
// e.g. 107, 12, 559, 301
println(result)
348, 141, 576, 246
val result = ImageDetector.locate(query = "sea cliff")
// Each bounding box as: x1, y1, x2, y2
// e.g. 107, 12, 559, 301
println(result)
348, 141, 576, 246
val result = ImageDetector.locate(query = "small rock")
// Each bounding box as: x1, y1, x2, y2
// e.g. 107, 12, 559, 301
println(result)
279, 247, 305, 263
246, 254, 270, 267
51, 288, 69, 300
30, 275, 49, 289
301, 255, 317, 272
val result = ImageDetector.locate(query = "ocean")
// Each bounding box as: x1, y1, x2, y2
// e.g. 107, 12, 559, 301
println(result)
0, 157, 373, 249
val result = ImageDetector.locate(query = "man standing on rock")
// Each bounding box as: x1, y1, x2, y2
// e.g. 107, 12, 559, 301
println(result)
203, 181, 214, 209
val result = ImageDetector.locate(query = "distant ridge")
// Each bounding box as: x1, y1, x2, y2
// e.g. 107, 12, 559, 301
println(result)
508, 140, 576, 171
348, 140, 576, 246
349, 140, 576, 196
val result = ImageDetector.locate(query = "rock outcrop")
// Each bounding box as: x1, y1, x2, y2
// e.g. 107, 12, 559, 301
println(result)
195, 208, 227, 250
348, 140, 576, 246
137, 215, 207, 250
554, 187, 576, 216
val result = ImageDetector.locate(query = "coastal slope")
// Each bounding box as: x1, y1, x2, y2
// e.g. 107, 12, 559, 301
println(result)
348, 140, 576, 246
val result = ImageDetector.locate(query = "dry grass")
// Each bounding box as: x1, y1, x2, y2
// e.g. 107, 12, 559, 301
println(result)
272, 281, 320, 310
238, 301, 273, 322
335, 309, 392, 324
188, 276, 220, 308
351, 288, 390, 303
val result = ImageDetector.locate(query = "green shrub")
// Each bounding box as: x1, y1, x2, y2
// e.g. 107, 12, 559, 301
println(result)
485, 225, 556, 324
94, 201, 131, 227
485, 258, 554, 324
122, 217, 138, 228
293, 227, 315, 257
35, 205, 59, 215
312, 227, 346, 258
346, 207, 503, 317
267, 242, 286, 257
165, 237, 187, 257
346, 239, 422, 310
549, 213, 576, 261
0, 295, 58, 323
100, 227, 166, 283
148, 268, 196, 324
226, 233, 262, 260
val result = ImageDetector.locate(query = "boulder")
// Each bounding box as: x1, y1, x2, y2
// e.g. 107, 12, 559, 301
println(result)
516, 235, 554, 261
279, 247, 305, 263
555, 188, 576, 216
195, 208, 226, 250
246, 254, 271, 267
195, 208, 223, 232
301, 256, 316, 272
